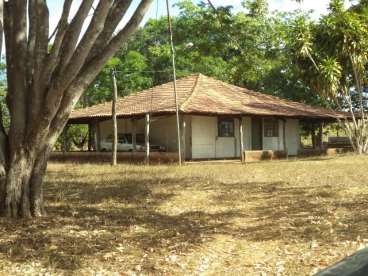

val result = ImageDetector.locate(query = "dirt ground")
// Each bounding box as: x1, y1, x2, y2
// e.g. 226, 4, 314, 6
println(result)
0, 154, 368, 275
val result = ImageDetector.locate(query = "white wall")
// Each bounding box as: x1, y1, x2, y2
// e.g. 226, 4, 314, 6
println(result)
191, 115, 252, 159
191, 116, 217, 159
98, 115, 300, 158
285, 119, 300, 155
262, 118, 300, 155
263, 119, 283, 151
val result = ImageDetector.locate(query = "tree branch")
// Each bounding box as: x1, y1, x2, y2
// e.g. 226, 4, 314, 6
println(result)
57, 0, 113, 92
57, 0, 94, 71
87, 0, 132, 59
47, 0, 154, 140
40, 0, 73, 93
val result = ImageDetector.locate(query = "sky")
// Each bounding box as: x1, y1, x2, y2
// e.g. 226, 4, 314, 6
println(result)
46, 0, 348, 34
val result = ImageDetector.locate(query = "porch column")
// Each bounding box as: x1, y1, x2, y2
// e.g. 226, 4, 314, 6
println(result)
282, 119, 288, 158
317, 122, 324, 149
88, 123, 93, 151
145, 113, 150, 164
311, 122, 317, 149
132, 119, 137, 152
239, 117, 245, 162
181, 117, 186, 161
96, 121, 101, 152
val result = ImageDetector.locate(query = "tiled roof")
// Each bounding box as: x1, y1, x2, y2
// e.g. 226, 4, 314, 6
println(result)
69, 73, 344, 122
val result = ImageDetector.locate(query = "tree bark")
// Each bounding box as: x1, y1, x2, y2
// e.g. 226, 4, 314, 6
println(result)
0, 0, 154, 218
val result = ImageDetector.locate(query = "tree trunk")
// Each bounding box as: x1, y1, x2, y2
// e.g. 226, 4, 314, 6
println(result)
0, 142, 51, 218
30, 147, 50, 217
5, 148, 35, 218
0, 0, 154, 219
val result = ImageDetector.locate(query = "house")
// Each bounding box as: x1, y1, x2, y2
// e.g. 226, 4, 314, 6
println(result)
68, 74, 343, 161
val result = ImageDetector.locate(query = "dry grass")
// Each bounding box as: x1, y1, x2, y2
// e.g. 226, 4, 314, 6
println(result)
1, 155, 368, 275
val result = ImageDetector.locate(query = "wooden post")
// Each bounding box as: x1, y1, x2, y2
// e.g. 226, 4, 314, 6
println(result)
283, 119, 288, 159
318, 122, 324, 149
96, 122, 101, 152
239, 117, 245, 162
111, 70, 118, 166
311, 122, 317, 149
88, 123, 92, 152
182, 117, 186, 162
166, 0, 182, 166
145, 113, 150, 164
132, 119, 137, 152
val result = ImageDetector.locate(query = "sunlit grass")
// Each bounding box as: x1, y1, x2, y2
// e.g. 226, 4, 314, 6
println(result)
0, 154, 368, 275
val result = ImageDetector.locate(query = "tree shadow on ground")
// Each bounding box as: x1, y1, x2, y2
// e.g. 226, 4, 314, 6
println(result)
0, 166, 367, 273
211, 180, 368, 243
0, 173, 243, 273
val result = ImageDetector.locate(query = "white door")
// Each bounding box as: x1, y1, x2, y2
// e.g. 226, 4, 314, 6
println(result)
215, 137, 236, 158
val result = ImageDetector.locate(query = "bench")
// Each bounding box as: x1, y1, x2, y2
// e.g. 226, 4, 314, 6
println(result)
327, 137, 352, 149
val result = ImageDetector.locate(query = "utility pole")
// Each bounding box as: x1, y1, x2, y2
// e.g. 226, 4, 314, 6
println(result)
111, 69, 118, 166
166, 0, 182, 165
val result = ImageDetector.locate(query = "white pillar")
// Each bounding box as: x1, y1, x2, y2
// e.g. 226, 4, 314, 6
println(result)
283, 119, 288, 158
111, 71, 118, 166
182, 118, 186, 162
145, 114, 150, 164
239, 117, 244, 162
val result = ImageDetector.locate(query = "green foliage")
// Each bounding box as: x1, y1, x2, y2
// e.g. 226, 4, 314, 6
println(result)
80, 0, 365, 110
242, 0, 268, 17
81, 50, 152, 107
289, 0, 368, 109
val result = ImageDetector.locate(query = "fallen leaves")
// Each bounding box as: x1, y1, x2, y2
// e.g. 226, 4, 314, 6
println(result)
0, 155, 368, 274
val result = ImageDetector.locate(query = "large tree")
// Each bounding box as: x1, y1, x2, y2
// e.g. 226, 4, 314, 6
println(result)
0, 0, 153, 218
290, 0, 368, 153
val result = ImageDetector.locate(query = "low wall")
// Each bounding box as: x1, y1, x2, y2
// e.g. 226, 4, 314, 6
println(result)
243, 150, 287, 162
242, 148, 351, 163
50, 151, 179, 164
298, 148, 352, 157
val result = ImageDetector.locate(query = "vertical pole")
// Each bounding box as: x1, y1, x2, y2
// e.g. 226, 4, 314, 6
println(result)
283, 119, 288, 159
132, 119, 137, 152
145, 113, 150, 164
88, 123, 92, 152
318, 122, 324, 149
166, 0, 182, 166
311, 122, 316, 149
111, 70, 118, 166
239, 117, 244, 162
95, 122, 102, 152
182, 117, 186, 162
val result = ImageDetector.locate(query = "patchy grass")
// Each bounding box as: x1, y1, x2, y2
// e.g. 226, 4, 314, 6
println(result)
1, 155, 368, 275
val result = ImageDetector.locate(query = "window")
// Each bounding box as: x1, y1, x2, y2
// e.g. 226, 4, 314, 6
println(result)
263, 119, 279, 137
218, 117, 234, 137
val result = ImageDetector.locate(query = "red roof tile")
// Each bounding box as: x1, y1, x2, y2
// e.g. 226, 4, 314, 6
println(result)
69, 73, 344, 122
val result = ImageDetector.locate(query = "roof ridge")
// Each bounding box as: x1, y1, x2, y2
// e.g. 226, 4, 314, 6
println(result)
179, 73, 201, 111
